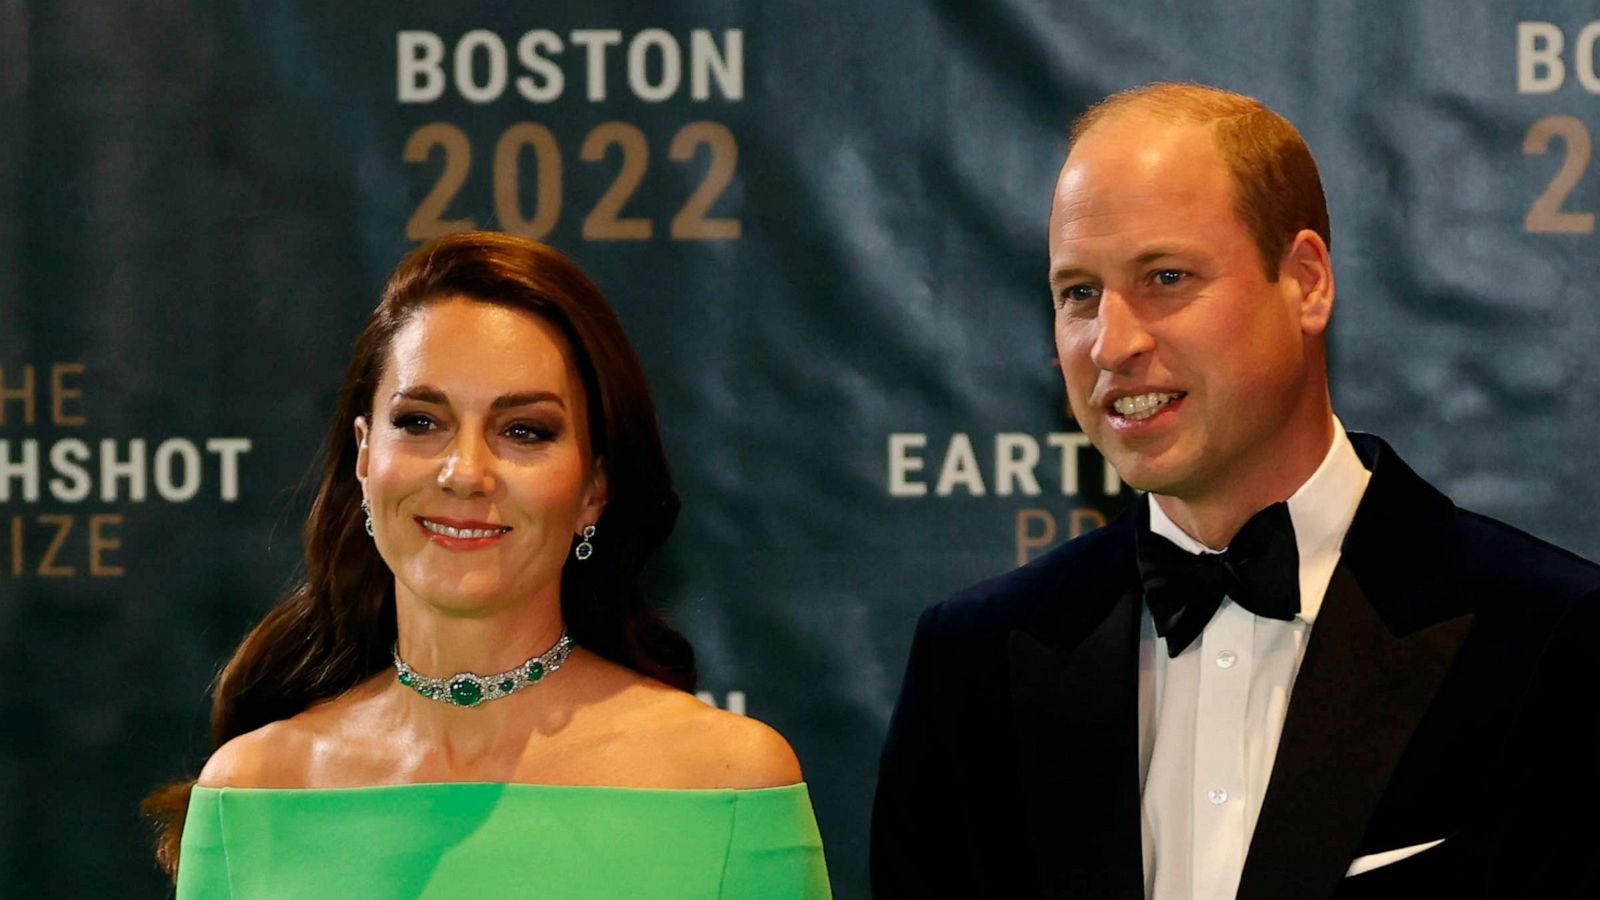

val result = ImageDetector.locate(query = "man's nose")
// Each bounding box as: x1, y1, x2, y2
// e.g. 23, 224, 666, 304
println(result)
437, 430, 496, 497
1088, 291, 1155, 373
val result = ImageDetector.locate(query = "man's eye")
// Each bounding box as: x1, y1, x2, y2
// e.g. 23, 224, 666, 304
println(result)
1059, 284, 1101, 305
1154, 269, 1187, 286
392, 413, 436, 434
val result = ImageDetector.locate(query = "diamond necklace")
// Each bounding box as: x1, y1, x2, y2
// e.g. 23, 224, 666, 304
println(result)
392, 629, 573, 708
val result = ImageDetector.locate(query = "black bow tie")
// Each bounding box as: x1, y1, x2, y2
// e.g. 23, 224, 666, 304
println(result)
1135, 498, 1301, 658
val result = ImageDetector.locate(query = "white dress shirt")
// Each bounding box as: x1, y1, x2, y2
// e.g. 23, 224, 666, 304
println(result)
1138, 421, 1371, 900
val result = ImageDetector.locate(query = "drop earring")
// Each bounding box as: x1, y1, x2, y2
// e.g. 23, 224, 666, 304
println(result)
574, 524, 596, 560
361, 498, 374, 536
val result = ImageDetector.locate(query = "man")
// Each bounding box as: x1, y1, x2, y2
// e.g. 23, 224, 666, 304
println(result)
872, 83, 1600, 899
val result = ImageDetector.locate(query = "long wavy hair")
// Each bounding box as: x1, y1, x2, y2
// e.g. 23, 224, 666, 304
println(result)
144, 232, 694, 876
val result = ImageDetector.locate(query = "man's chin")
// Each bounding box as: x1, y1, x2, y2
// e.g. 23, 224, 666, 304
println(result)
1101, 451, 1192, 498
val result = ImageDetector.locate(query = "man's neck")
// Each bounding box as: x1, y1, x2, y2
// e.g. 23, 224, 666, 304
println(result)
1152, 415, 1337, 551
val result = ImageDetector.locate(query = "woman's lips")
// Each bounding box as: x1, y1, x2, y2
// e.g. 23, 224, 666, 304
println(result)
415, 516, 511, 551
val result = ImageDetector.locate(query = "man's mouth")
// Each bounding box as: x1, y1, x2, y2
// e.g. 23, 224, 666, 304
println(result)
417, 518, 512, 540
1110, 391, 1185, 421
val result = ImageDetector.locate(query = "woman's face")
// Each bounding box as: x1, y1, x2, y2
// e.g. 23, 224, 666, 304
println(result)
354, 296, 606, 616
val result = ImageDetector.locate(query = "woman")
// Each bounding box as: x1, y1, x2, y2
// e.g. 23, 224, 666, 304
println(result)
144, 232, 831, 898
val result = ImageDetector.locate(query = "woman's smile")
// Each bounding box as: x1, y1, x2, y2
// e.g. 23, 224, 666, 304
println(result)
416, 515, 513, 551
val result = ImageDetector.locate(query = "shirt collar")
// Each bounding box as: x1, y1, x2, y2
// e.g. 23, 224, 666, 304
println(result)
1145, 417, 1372, 624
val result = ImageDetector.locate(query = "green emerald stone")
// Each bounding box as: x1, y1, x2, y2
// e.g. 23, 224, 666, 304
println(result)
499, 679, 516, 693
526, 662, 545, 683
449, 678, 484, 707
398, 671, 412, 686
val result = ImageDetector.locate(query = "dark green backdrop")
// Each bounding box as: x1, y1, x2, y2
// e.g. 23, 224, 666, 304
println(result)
4, 3, 1599, 897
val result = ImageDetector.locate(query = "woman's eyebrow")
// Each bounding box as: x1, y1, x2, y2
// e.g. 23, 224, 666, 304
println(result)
390, 386, 566, 411
392, 386, 448, 405
490, 391, 564, 411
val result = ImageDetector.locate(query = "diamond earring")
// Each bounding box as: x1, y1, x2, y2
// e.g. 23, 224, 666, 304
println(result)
574, 524, 596, 560
361, 498, 374, 537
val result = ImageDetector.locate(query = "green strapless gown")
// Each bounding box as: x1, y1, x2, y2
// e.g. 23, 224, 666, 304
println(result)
176, 782, 831, 899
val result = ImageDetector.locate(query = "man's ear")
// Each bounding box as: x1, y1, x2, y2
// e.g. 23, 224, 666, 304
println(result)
354, 416, 370, 486
1280, 228, 1335, 336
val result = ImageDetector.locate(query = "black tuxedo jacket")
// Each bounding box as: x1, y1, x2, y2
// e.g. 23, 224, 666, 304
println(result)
872, 433, 1600, 899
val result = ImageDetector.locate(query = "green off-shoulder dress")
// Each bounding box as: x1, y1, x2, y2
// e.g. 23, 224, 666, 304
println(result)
176, 782, 831, 899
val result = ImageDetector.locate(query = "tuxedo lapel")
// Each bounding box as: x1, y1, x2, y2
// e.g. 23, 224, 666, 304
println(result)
1009, 584, 1144, 900
1235, 562, 1473, 900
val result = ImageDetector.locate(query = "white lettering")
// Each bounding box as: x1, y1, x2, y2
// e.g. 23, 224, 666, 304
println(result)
935, 433, 986, 497
887, 432, 1120, 498
696, 690, 747, 715
47, 438, 91, 502
690, 29, 743, 101
1577, 23, 1600, 93
628, 29, 682, 103
100, 438, 147, 502
994, 433, 1041, 497
570, 29, 623, 102
1518, 22, 1566, 94
397, 31, 446, 103
0, 439, 39, 502
206, 438, 252, 502
887, 433, 928, 497
1046, 433, 1092, 495
515, 30, 565, 102
455, 29, 508, 103
154, 438, 202, 502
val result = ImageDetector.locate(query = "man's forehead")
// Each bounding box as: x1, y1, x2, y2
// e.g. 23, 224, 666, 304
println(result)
1065, 114, 1221, 178
1054, 118, 1230, 215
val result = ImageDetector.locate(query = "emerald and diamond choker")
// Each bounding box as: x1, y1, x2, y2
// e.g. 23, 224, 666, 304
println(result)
392, 629, 573, 708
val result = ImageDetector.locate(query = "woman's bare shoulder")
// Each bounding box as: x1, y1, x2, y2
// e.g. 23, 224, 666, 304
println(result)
196, 717, 317, 789
623, 682, 804, 790
196, 676, 393, 788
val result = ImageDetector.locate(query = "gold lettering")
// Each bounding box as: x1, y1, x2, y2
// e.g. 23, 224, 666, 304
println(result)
51, 363, 86, 426
493, 122, 563, 240
1015, 508, 1058, 566
580, 122, 653, 240
668, 122, 741, 240
37, 514, 75, 577
89, 514, 124, 577
7, 515, 20, 576
1524, 115, 1596, 234
404, 123, 476, 240
1070, 508, 1107, 538
0, 364, 36, 426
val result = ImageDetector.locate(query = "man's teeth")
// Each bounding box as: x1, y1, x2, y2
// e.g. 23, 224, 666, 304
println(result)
422, 520, 509, 539
1112, 392, 1181, 420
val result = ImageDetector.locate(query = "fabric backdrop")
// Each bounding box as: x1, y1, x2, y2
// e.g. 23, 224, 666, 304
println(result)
3, 3, 1597, 897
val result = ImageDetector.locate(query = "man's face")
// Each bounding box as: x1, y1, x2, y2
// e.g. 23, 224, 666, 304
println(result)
1049, 115, 1324, 506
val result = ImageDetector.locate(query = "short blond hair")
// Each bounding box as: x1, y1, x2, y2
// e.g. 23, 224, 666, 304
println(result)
1070, 83, 1330, 279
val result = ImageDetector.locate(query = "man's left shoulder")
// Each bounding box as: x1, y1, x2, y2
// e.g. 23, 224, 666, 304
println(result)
1440, 504, 1600, 622
1448, 504, 1600, 593
1350, 432, 1600, 617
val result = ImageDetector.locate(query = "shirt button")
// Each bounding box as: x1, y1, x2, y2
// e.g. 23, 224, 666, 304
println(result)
1208, 788, 1229, 805
1216, 651, 1237, 669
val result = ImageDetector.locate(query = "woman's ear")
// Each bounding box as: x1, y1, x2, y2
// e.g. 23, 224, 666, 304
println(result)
581, 458, 608, 528
354, 417, 370, 486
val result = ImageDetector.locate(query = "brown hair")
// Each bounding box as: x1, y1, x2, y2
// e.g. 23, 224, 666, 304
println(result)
143, 231, 694, 876
1069, 82, 1331, 279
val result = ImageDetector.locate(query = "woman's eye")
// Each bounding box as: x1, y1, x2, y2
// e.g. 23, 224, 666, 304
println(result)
392, 413, 436, 435
505, 422, 555, 443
